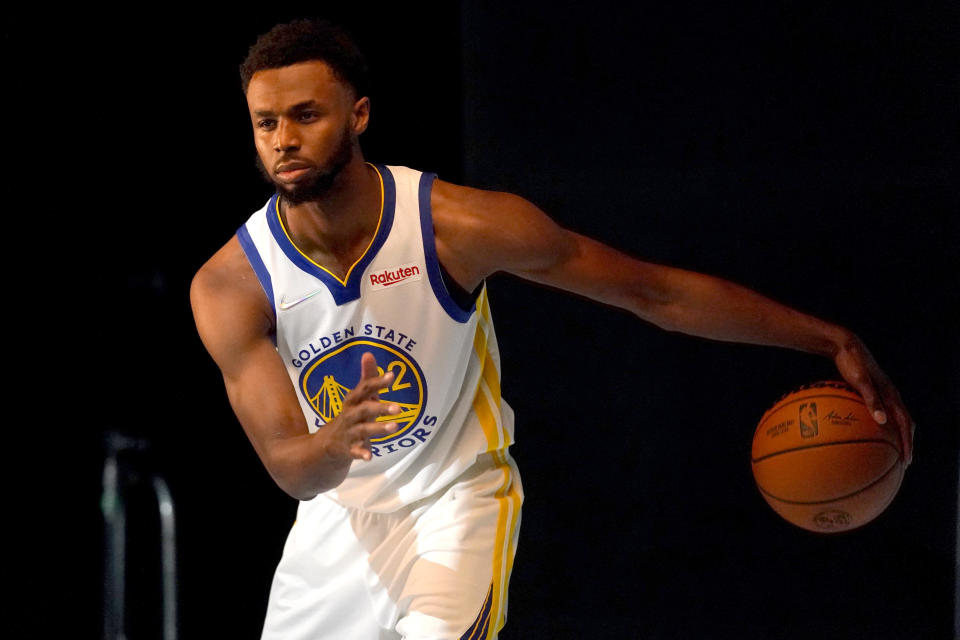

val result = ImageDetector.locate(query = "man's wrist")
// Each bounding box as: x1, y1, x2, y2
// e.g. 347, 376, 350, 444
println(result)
819, 324, 855, 359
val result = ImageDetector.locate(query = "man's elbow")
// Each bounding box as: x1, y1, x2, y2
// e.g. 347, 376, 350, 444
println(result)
265, 459, 322, 501
278, 481, 320, 502
262, 446, 344, 501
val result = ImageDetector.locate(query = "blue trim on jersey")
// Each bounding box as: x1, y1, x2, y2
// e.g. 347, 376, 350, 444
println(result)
265, 165, 397, 306
236, 223, 276, 316
418, 172, 476, 323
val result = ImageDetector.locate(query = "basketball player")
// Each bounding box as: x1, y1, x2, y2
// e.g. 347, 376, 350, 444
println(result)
190, 19, 915, 640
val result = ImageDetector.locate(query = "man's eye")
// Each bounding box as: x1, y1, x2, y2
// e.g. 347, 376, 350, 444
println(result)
258, 119, 276, 130
299, 112, 319, 122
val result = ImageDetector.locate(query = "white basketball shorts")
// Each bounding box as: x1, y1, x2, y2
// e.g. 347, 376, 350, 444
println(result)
261, 451, 523, 640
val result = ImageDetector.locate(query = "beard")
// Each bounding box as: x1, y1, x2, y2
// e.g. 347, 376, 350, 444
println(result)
256, 124, 355, 205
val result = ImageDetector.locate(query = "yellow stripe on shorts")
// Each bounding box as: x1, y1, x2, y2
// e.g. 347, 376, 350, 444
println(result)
487, 450, 521, 639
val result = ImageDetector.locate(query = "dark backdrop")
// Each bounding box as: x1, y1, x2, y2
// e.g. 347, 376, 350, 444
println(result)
22, 2, 957, 638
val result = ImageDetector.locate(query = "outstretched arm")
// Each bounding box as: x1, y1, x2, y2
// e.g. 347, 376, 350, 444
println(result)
432, 180, 914, 464
522, 230, 914, 465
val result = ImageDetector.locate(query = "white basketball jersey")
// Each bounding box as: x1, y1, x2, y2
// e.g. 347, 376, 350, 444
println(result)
237, 164, 514, 512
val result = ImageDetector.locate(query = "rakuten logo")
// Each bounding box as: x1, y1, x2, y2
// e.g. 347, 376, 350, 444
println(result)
369, 263, 424, 290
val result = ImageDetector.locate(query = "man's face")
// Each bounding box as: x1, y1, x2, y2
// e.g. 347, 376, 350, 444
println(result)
245, 61, 368, 203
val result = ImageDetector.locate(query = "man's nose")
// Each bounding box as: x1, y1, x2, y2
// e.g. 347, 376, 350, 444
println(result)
273, 119, 300, 152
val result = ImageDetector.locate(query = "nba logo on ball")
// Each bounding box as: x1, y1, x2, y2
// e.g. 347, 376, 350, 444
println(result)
751, 381, 904, 533
299, 337, 427, 443
799, 402, 818, 438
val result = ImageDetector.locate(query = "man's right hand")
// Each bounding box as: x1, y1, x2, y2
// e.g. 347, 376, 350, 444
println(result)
319, 352, 401, 463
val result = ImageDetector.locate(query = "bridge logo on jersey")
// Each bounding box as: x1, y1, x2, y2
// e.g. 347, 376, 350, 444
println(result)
299, 337, 427, 443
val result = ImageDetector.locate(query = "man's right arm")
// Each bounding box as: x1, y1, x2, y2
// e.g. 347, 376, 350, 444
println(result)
190, 237, 400, 500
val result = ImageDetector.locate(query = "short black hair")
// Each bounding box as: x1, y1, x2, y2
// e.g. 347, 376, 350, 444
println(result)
239, 19, 369, 97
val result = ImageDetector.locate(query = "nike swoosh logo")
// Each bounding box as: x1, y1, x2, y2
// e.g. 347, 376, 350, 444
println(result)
278, 289, 324, 310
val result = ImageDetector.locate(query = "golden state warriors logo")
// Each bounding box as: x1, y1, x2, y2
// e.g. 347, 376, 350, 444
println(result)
299, 337, 427, 443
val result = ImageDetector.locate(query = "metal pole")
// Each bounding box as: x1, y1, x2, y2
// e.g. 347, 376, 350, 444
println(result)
152, 474, 178, 640
102, 432, 177, 640
101, 451, 127, 640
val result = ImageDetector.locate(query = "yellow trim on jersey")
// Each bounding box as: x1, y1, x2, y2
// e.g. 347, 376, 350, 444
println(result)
472, 385, 501, 452
481, 354, 502, 411
474, 327, 502, 412
471, 287, 510, 452
476, 290, 500, 406
479, 288, 492, 324
467, 287, 519, 637
473, 290, 490, 359
273, 163, 386, 286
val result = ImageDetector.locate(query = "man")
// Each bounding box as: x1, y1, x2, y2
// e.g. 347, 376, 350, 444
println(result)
190, 18, 914, 640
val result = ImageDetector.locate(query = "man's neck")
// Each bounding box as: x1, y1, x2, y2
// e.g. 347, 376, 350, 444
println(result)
281, 158, 382, 269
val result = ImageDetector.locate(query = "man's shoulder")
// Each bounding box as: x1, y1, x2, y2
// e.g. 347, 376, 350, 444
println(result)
427, 178, 573, 287
191, 234, 277, 367
430, 179, 556, 246
191, 235, 262, 308
430, 179, 526, 229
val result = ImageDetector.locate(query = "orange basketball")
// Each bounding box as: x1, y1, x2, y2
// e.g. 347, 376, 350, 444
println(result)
751, 381, 904, 533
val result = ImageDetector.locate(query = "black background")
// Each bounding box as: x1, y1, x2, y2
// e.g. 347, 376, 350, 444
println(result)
15, 2, 957, 638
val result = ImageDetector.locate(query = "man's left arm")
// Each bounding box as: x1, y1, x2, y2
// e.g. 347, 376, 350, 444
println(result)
431, 180, 915, 464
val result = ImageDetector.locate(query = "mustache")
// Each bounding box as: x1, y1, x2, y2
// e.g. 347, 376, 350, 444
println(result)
253, 125, 355, 203
274, 157, 314, 173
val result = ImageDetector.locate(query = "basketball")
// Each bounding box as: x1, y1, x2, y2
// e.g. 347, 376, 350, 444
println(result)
751, 381, 904, 533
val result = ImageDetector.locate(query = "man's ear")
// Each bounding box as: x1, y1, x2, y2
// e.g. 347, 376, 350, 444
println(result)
352, 96, 370, 134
